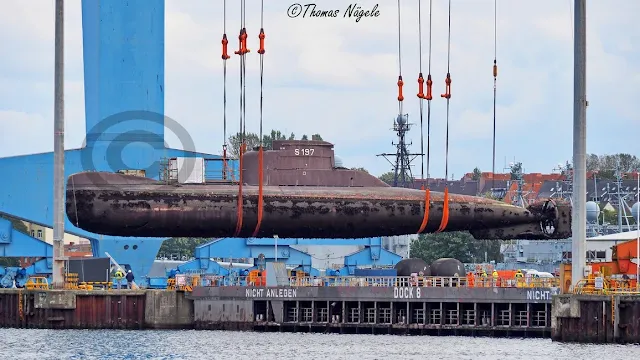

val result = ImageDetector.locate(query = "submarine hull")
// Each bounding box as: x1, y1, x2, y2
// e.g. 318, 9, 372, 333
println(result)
65, 172, 571, 240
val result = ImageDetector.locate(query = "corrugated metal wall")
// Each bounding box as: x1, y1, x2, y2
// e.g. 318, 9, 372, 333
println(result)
0, 291, 145, 329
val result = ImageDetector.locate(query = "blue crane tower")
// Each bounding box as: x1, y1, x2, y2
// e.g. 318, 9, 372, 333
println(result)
0, 0, 235, 279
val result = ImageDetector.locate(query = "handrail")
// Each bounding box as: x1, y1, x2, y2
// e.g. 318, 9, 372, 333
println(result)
571, 277, 640, 295
171, 274, 560, 290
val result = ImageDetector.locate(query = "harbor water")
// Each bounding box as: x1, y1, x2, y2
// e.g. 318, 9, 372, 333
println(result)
3, 329, 639, 360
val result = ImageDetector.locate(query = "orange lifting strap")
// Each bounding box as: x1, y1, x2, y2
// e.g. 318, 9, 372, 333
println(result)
252, 19, 266, 237
425, 74, 433, 100
441, 73, 451, 99
436, 187, 450, 232
234, 142, 247, 236
251, 146, 265, 237
258, 28, 265, 54
235, 28, 251, 55
417, 187, 431, 233
221, 34, 231, 60
417, 73, 425, 99
397, 76, 404, 102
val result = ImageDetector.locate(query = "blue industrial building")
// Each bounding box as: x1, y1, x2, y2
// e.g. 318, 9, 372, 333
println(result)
0, 0, 236, 281
0, 0, 404, 286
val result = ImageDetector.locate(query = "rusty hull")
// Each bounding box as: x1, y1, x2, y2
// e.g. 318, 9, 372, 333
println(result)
65, 172, 571, 240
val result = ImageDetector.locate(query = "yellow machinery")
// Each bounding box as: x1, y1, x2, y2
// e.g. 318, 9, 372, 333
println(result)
571, 273, 610, 295
167, 274, 201, 292
64, 272, 112, 291
25, 276, 49, 290
64, 272, 79, 289
167, 278, 176, 290
559, 238, 640, 294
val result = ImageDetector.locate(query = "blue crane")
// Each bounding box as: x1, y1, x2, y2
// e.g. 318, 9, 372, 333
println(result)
0, 218, 53, 288
0, 0, 236, 279
0, 0, 406, 283
146, 237, 403, 288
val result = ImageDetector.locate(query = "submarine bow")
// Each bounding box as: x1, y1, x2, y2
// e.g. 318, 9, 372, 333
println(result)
65, 171, 571, 240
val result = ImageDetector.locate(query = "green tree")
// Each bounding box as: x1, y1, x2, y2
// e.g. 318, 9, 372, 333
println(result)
472, 167, 481, 181
158, 237, 211, 259
601, 209, 637, 226
351, 167, 369, 173
410, 232, 503, 264
602, 209, 617, 224
479, 191, 501, 201
261, 130, 287, 150
584, 153, 640, 179
597, 169, 617, 180
586, 154, 600, 172
510, 162, 523, 180
301, 134, 308, 140
378, 171, 415, 186
311, 134, 323, 141
378, 171, 394, 184
227, 130, 324, 158
227, 132, 261, 158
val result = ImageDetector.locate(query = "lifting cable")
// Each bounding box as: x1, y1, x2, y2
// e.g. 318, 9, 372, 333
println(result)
491, 0, 498, 190
417, 0, 433, 234
234, 0, 250, 237
396, 0, 404, 113
221, 0, 231, 180
436, 0, 452, 233
252, 0, 266, 237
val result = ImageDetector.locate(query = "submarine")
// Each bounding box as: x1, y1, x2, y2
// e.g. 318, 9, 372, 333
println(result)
65, 139, 571, 240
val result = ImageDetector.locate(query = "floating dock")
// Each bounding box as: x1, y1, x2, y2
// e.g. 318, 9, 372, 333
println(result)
189, 278, 557, 337
0, 275, 562, 338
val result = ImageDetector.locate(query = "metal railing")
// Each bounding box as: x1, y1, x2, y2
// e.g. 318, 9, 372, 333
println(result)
173, 275, 560, 290
204, 159, 239, 182
286, 276, 559, 288
571, 278, 640, 295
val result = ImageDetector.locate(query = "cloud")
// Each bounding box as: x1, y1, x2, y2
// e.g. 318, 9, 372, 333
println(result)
0, 0, 638, 179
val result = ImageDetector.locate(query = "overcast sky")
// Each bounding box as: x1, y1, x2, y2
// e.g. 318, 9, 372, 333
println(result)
0, 0, 638, 178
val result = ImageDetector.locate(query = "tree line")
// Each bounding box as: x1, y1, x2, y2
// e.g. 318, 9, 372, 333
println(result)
377, 153, 639, 185
586, 153, 640, 179
410, 232, 503, 264
226, 130, 324, 158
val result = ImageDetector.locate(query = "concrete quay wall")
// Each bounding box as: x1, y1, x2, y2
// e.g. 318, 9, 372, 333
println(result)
551, 294, 640, 344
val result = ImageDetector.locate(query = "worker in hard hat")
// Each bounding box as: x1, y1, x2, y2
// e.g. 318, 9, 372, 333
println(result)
492, 269, 499, 287
113, 269, 124, 289
514, 269, 524, 288
125, 269, 135, 289
479, 269, 488, 287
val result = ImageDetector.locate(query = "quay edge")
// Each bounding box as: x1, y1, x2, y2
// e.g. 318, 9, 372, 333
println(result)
0, 286, 562, 338
551, 294, 640, 344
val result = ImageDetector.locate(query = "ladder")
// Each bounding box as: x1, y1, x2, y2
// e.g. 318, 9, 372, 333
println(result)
611, 295, 615, 325
104, 252, 138, 289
